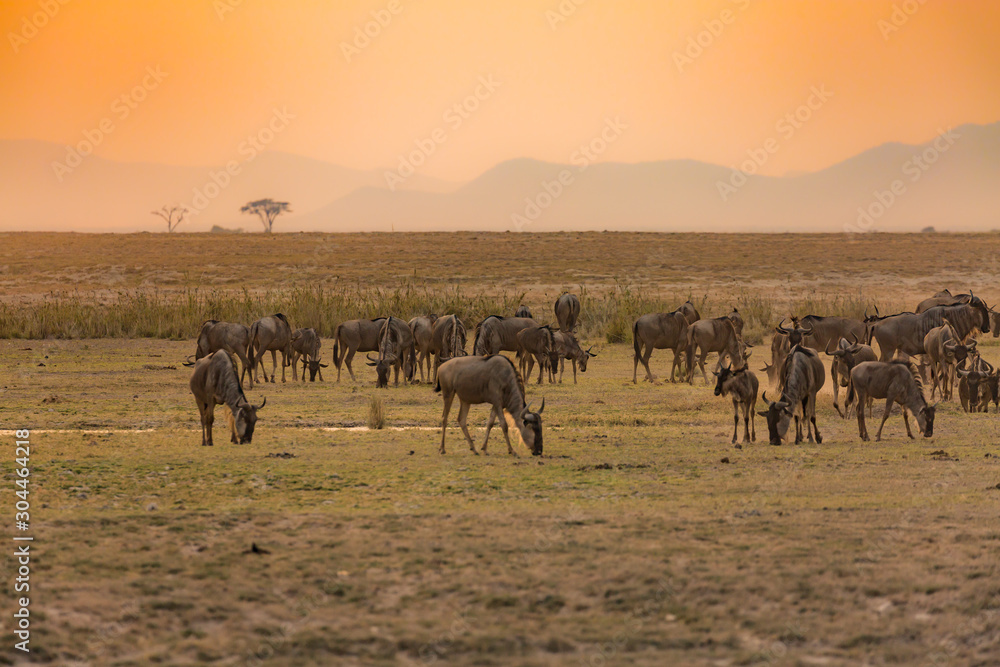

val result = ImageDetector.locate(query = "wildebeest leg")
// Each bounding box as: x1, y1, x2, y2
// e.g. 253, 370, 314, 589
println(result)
280, 351, 287, 383
483, 408, 498, 454
535, 354, 545, 384
495, 405, 517, 456
794, 413, 803, 444
697, 350, 710, 385
393, 361, 400, 387
731, 400, 739, 444
439, 391, 455, 454
749, 399, 756, 442
874, 394, 897, 441
809, 394, 822, 444
235, 349, 253, 389
559, 358, 565, 384
637, 345, 655, 383
456, 401, 479, 455
901, 407, 915, 439
204, 403, 215, 447
572, 359, 578, 384
266, 350, 276, 383
197, 401, 208, 446
344, 347, 358, 381
857, 392, 869, 440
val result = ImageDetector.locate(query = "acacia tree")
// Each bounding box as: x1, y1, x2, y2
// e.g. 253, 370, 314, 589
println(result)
151, 205, 188, 233
240, 199, 292, 233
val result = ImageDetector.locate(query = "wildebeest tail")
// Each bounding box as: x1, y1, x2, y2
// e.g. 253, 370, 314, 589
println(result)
433, 375, 442, 393
332, 325, 341, 369
247, 321, 259, 368
632, 319, 641, 359
844, 373, 856, 415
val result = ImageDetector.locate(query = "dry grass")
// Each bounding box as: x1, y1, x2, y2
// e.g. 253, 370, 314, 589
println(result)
367, 394, 386, 430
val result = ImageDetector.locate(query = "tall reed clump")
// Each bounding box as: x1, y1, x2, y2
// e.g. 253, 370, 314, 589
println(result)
366, 394, 386, 430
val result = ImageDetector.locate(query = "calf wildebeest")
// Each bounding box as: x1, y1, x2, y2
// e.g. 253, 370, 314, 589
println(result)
332, 317, 387, 381
289, 328, 326, 382
189, 350, 265, 446
825, 336, 878, 417
185, 319, 254, 389
867, 299, 990, 360
551, 331, 595, 384
514, 305, 533, 318
632, 309, 689, 383
368, 316, 416, 388
758, 345, 825, 445
554, 293, 581, 332
713, 356, 759, 445
922, 319, 975, 400
686, 309, 746, 384
428, 314, 468, 380
250, 313, 293, 384
434, 355, 544, 456
473, 315, 538, 355
915, 289, 971, 313
846, 361, 935, 441
516, 325, 556, 385
408, 314, 439, 382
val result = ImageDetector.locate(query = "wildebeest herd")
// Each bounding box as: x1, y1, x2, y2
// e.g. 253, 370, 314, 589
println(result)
186, 288, 998, 453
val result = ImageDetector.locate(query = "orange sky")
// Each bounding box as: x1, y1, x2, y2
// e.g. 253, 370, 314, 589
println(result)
2, 0, 999, 181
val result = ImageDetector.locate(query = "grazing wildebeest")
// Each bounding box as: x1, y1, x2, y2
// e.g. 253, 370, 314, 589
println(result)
332, 317, 387, 381
289, 328, 326, 382
554, 293, 581, 332
825, 336, 878, 417
632, 309, 689, 383
514, 305, 533, 318
189, 350, 265, 446
185, 320, 254, 389
713, 355, 759, 445
686, 309, 746, 384
516, 325, 556, 385
249, 313, 293, 384
678, 300, 701, 325
473, 316, 538, 356
428, 314, 468, 380
367, 316, 416, 388
758, 345, 825, 445
551, 331, 595, 384
915, 289, 971, 313
867, 299, 990, 360
408, 314, 439, 383
434, 355, 544, 456
846, 361, 935, 441
922, 319, 975, 400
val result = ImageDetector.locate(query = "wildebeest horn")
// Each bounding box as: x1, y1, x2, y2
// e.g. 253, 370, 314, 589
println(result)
536, 397, 545, 414
255, 397, 266, 410
182, 355, 196, 367
762, 391, 774, 407
850, 332, 860, 345
761, 362, 772, 372
366, 353, 379, 366
775, 318, 790, 334
875, 304, 881, 316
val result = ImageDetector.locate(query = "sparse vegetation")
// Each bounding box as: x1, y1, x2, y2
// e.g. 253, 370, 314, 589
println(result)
367, 394, 385, 429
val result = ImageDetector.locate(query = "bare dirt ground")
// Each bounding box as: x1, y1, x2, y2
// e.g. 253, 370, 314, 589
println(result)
2, 233, 1000, 666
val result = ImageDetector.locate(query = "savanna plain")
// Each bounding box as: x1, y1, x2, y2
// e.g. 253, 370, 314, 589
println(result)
2, 232, 1000, 666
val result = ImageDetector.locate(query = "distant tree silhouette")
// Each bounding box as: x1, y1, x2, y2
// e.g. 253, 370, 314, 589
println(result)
240, 199, 291, 233
151, 205, 188, 233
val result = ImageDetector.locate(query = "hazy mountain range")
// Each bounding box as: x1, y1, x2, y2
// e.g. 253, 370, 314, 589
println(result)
2, 122, 998, 233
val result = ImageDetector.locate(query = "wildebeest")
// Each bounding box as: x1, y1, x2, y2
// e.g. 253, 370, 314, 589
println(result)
867, 299, 990, 360
290, 327, 326, 382
434, 355, 544, 456
428, 314, 468, 380
408, 314, 439, 382
678, 300, 701, 325
189, 350, 265, 446
915, 289, 971, 313
332, 317, 387, 381
551, 331, 595, 384
554, 293, 581, 332
846, 361, 935, 441
367, 316, 416, 388
766, 315, 866, 386
473, 315, 538, 355
713, 355, 758, 445
825, 336, 878, 417
249, 313, 293, 384
185, 319, 254, 389
686, 309, 746, 384
958, 354, 993, 413
514, 305, 533, 318
516, 325, 556, 384
758, 345, 825, 445
632, 309, 689, 383
922, 319, 976, 400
